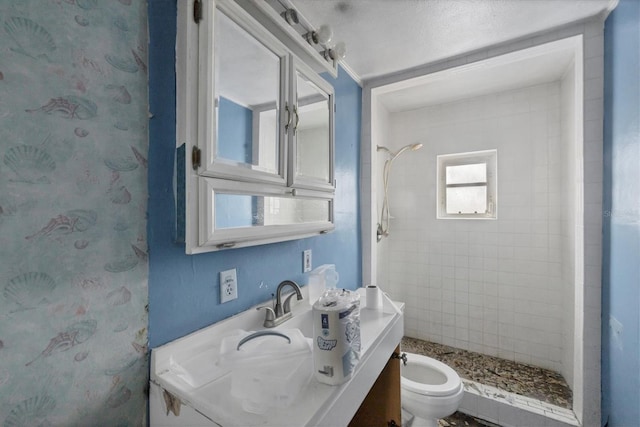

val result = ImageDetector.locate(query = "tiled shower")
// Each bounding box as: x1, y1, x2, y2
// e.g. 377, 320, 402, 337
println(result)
362, 25, 605, 425
376, 77, 578, 382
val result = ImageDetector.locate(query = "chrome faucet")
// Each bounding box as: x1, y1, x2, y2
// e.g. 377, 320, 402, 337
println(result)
257, 280, 304, 328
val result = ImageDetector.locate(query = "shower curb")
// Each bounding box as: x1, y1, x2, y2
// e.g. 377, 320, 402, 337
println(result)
458, 379, 579, 427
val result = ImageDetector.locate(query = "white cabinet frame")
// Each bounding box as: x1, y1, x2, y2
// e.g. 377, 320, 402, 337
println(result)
178, 0, 336, 254
199, 178, 334, 249
288, 58, 336, 192
197, 0, 290, 185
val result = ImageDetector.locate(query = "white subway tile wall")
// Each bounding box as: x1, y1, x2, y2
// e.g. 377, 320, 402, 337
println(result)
377, 81, 572, 375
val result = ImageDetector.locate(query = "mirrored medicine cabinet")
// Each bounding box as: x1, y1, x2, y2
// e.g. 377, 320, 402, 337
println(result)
178, 0, 335, 253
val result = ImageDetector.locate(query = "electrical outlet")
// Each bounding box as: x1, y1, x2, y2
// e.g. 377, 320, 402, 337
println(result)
220, 268, 238, 303
303, 249, 312, 273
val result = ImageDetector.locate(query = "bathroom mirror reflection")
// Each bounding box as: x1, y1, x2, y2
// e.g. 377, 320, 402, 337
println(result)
214, 7, 282, 175
214, 193, 331, 229
294, 71, 331, 183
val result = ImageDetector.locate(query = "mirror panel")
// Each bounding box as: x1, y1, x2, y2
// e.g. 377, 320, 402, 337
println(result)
199, 177, 334, 249
214, 193, 330, 229
214, 8, 282, 175
294, 70, 331, 183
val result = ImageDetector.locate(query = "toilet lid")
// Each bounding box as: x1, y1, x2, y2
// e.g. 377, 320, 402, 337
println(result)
401, 353, 463, 397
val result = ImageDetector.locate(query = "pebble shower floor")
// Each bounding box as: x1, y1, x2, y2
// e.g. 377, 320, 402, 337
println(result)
401, 336, 573, 426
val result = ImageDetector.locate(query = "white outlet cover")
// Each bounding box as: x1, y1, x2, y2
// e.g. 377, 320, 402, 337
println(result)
303, 250, 312, 273
220, 268, 238, 303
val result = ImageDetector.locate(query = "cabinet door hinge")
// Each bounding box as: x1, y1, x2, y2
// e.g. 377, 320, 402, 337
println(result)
192, 146, 201, 170
193, 0, 203, 24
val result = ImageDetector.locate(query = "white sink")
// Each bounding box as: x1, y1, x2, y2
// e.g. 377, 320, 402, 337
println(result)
150, 287, 404, 427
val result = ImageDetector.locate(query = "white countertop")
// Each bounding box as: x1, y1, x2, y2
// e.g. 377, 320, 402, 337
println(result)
150, 287, 404, 426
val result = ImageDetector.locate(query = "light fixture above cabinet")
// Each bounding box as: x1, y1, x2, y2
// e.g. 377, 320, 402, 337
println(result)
303, 24, 333, 46
322, 41, 347, 62
237, 0, 346, 77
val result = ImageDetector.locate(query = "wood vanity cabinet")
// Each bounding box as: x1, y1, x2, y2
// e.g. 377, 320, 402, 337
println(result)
349, 345, 401, 427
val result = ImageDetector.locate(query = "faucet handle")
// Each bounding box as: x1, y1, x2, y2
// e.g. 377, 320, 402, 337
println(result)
283, 291, 303, 314
257, 306, 276, 326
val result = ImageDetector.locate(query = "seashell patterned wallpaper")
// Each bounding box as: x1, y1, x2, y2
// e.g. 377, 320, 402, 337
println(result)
0, 0, 149, 425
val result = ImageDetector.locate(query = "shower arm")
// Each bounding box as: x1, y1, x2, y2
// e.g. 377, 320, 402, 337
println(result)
376, 143, 423, 242
379, 157, 394, 239
377, 144, 417, 160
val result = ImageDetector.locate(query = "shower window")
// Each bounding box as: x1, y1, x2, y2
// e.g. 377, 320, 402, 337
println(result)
437, 150, 497, 219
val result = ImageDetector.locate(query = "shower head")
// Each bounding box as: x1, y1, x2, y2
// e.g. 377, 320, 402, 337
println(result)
377, 143, 423, 160
397, 143, 423, 153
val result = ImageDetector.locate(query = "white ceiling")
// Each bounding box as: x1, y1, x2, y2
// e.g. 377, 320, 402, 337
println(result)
291, 0, 614, 82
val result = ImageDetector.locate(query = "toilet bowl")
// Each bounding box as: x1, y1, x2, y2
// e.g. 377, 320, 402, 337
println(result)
400, 352, 464, 427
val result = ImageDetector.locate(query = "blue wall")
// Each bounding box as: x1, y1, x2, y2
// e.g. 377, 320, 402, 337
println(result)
215, 193, 253, 228
217, 96, 253, 164
216, 97, 254, 227
148, 0, 362, 347
602, 0, 640, 425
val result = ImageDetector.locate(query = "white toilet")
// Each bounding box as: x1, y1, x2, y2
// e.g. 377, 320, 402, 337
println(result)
400, 352, 464, 427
